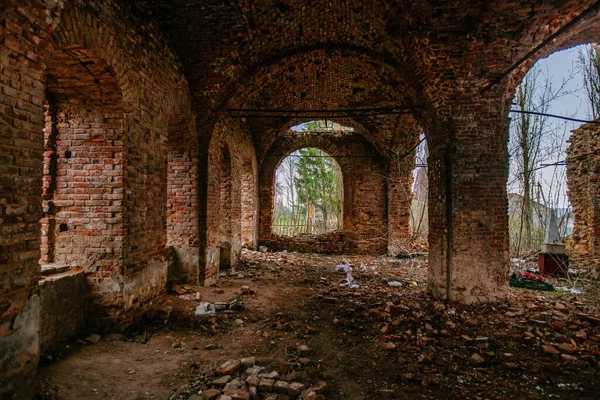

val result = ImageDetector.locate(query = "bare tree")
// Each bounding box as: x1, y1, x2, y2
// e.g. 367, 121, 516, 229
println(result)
577, 44, 600, 119
509, 65, 574, 255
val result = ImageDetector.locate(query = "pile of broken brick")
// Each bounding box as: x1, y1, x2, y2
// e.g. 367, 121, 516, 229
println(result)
189, 356, 327, 400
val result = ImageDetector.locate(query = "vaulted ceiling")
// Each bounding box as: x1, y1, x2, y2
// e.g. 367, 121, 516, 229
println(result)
131, 0, 600, 152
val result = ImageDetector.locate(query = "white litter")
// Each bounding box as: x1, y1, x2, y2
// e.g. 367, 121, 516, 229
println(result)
339, 273, 360, 289
556, 286, 582, 295
335, 259, 354, 273
195, 302, 216, 315
388, 281, 403, 287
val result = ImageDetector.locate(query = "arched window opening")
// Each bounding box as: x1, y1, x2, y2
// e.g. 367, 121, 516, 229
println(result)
508, 44, 598, 257
410, 133, 428, 240
290, 120, 354, 132
273, 148, 343, 236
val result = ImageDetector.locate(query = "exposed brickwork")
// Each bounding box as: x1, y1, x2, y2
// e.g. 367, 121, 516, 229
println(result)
203, 117, 257, 285
567, 122, 600, 270
1, 0, 189, 394
3, 1, 600, 397
40, 107, 124, 271
241, 158, 259, 250
1, 2, 63, 395
270, 231, 345, 254
167, 116, 199, 283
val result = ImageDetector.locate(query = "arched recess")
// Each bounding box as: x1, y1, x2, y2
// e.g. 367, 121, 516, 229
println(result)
218, 143, 234, 270
1, 0, 192, 394
167, 114, 200, 283
203, 116, 258, 285
213, 44, 435, 259
241, 159, 259, 250
259, 131, 388, 254
41, 46, 125, 274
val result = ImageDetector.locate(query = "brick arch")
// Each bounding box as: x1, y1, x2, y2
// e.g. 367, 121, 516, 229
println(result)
255, 118, 389, 166
507, 42, 600, 110
202, 116, 257, 284
259, 132, 388, 254
223, 45, 429, 112
45, 48, 123, 109
219, 46, 441, 136
35, 0, 194, 324
189, 45, 442, 158
39, 19, 129, 281
44, 2, 190, 126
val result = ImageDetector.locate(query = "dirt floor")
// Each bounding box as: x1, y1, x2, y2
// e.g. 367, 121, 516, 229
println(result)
37, 250, 600, 399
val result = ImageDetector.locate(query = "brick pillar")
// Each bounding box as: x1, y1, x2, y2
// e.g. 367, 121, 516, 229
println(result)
566, 122, 600, 270
0, 3, 58, 396
427, 103, 510, 304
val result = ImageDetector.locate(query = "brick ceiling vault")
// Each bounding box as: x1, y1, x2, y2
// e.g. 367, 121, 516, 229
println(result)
132, 0, 600, 149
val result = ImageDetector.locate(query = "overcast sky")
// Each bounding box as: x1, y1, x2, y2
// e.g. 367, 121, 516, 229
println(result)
512, 44, 592, 209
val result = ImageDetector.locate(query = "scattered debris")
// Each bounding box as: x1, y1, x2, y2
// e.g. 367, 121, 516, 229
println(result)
191, 356, 326, 400
84, 334, 101, 344
509, 271, 555, 291
334, 260, 353, 273
556, 286, 583, 295
39, 250, 600, 399
338, 273, 359, 289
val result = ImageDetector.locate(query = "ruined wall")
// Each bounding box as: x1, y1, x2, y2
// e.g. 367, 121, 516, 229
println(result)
425, 89, 511, 305
203, 117, 257, 285
0, 1, 190, 395
45, 2, 190, 328
567, 122, 600, 270
241, 158, 259, 250
40, 107, 124, 272
270, 231, 345, 254
167, 117, 200, 283
259, 132, 388, 255
1, 3, 62, 396
39, 269, 89, 354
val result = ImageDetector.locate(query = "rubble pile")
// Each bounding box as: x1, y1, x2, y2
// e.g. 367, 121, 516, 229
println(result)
38, 250, 600, 399
189, 357, 327, 400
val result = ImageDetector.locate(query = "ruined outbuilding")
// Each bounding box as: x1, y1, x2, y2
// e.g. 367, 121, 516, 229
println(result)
2, 1, 600, 398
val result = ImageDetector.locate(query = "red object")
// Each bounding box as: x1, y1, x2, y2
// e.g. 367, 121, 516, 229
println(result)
538, 253, 568, 276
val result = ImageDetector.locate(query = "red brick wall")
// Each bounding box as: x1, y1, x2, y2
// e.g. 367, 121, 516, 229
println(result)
203, 117, 257, 285
425, 89, 511, 305
3, 1, 600, 397
41, 108, 124, 271
567, 122, 600, 270
0, 1, 191, 394
167, 117, 200, 283
270, 231, 345, 254
1, 2, 63, 395
241, 159, 259, 250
